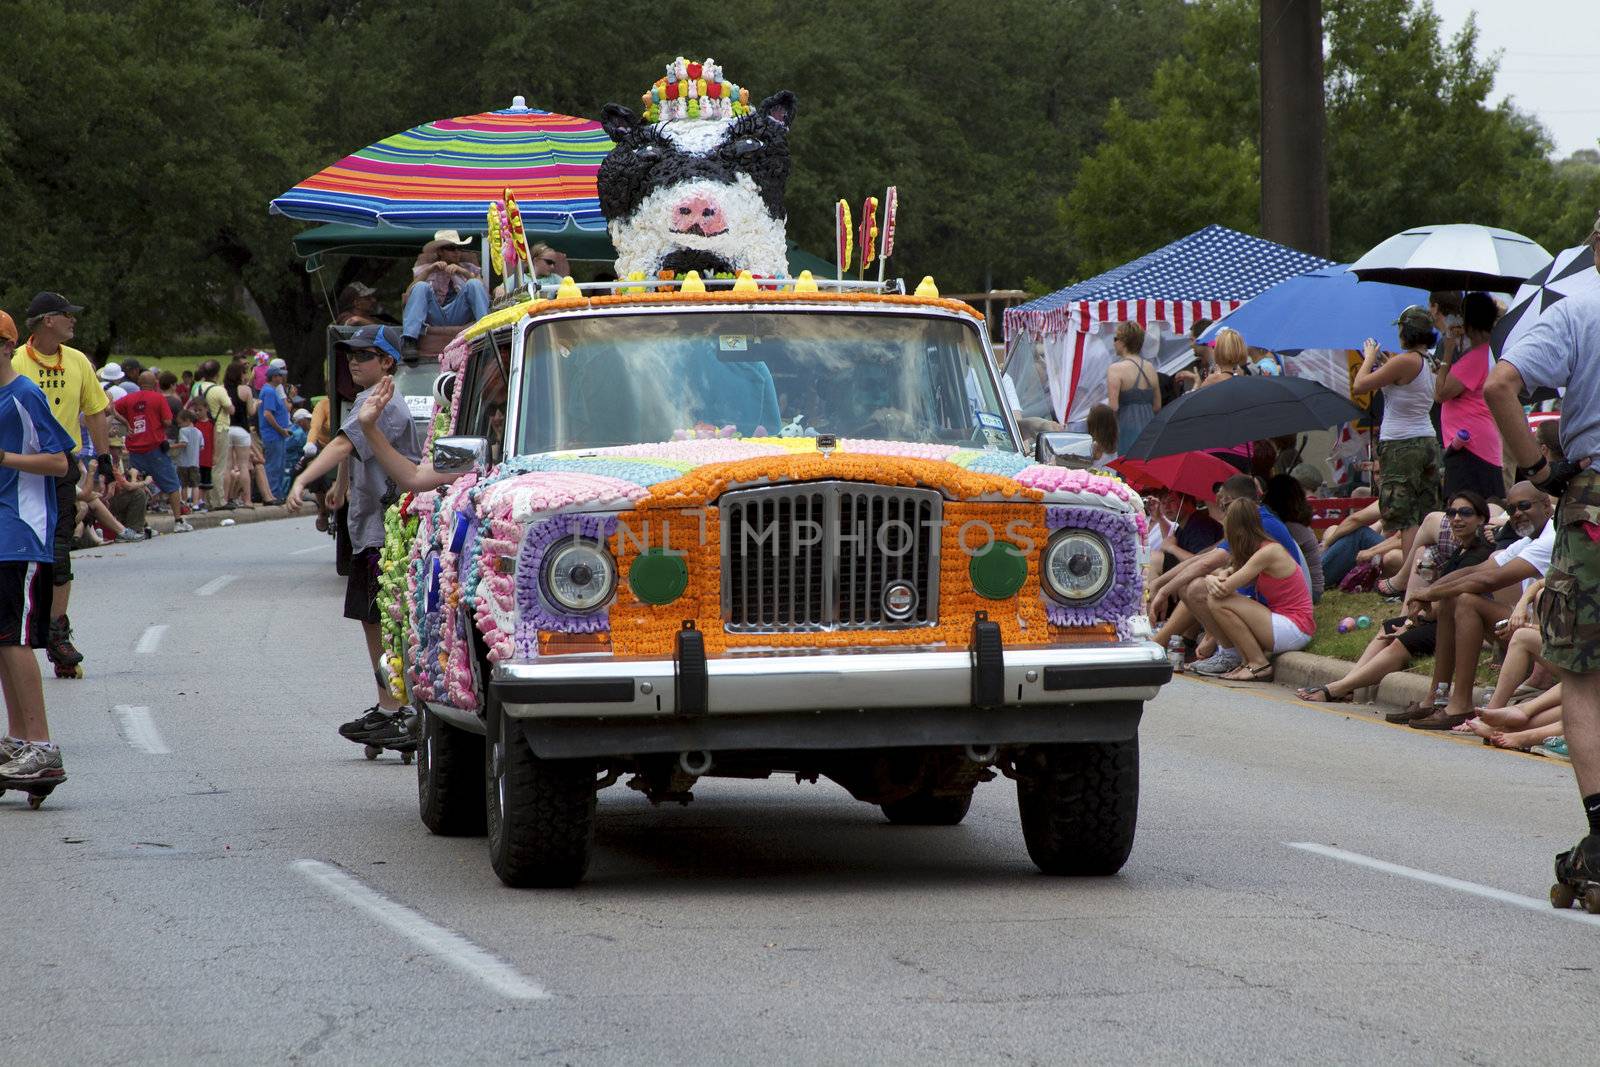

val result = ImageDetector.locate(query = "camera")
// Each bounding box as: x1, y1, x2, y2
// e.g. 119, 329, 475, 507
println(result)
1544, 457, 1584, 498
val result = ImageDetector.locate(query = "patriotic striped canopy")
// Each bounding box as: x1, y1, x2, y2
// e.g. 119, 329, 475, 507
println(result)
269, 100, 609, 232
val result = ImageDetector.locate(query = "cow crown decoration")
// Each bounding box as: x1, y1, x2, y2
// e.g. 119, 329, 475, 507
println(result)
599, 57, 796, 280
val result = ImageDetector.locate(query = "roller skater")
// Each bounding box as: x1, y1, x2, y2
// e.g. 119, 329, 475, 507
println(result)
1551, 836, 1600, 913
0, 308, 77, 805
12, 292, 117, 682
343, 705, 418, 764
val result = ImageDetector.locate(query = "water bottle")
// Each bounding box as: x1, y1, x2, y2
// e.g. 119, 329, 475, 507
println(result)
1447, 428, 1470, 451
1167, 636, 1185, 673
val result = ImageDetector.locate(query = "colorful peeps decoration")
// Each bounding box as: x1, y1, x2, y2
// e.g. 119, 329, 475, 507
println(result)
486, 203, 505, 278
859, 195, 879, 275
836, 199, 852, 277
503, 187, 531, 279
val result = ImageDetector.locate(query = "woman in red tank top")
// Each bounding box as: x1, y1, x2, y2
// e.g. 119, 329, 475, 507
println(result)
1201, 498, 1317, 681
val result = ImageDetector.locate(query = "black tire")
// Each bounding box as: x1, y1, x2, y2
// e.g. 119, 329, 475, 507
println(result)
1015, 738, 1139, 876
486, 706, 596, 888
880, 790, 973, 826
417, 706, 486, 836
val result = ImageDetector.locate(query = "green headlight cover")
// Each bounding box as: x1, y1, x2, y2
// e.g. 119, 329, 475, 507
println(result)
628, 548, 689, 605
969, 541, 1028, 600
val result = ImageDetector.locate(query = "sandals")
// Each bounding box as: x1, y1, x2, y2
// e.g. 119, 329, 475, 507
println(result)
1375, 577, 1403, 598
1297, 684, 1349, 703
1221, 662, 1275, 682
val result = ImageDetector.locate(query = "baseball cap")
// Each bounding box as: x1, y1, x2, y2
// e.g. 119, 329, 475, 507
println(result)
26, 292, 84, 319
339, 281, 377, 305
0, 310, 15, 344
1393, 305, 1434, 332
292, 408, 312, 423
335, 324, 403, 362
98, 362, 125, 384
266, 358, 288, 376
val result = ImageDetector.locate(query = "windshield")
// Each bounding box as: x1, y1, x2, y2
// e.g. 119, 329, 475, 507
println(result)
517, 310, 1015, 454
393, 361, 439, 423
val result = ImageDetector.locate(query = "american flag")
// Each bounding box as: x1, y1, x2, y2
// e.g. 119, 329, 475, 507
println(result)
1004, 225, 1333, 420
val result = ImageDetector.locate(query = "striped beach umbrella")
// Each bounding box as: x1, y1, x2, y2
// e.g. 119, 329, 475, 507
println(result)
269, 97, 608, 232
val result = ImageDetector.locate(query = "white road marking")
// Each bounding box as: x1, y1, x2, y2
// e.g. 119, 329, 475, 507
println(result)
291, 543, 330, 556
134, 625, 168, 654
112, 706, 170, 755
194, 575, 237, 597
292, 859, 547, 1000
1288, 842, 1600, 928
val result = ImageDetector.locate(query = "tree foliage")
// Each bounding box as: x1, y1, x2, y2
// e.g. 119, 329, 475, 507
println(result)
1061, 0, 1593, 281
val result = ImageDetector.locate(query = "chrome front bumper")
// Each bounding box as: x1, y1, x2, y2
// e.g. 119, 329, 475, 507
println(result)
492, 639, 1170, 720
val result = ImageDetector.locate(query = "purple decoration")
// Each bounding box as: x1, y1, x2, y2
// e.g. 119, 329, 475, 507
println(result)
1043, 507, 1143, 636
513, 514, 618, 657
450, 511, 470, 553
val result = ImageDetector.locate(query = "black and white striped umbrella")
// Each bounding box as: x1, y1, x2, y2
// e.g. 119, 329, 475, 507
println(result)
1491, 242, 1599, 357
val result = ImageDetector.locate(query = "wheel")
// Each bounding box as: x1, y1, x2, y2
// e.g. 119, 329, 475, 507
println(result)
1583, 885, 1600, 915
364, 745, 380, 761
417, 705, 486, 836
28, 792, 46, 810
1552, 882, 1577, 909
400, 750, 414, 765
1015, 737, 1139, 876
881, 789, 973, 826
485, 702, 596, 888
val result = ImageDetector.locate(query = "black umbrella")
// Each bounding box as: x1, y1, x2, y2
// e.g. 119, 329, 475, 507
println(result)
1122, 376, 1366, 461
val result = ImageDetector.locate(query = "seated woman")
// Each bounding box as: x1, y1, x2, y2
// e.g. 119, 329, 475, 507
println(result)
1296, 491, 1494, 703
1264, 474, 1324, 603
1199, 498, 1316, 683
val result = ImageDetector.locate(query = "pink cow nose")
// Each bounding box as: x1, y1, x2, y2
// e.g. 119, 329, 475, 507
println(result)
671, 194, 728, 237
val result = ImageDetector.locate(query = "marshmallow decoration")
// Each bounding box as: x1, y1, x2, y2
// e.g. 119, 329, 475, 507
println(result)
609, 174, 789, 279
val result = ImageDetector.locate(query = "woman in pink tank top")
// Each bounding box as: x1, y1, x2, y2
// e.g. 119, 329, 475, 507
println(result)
1201, 498, 1317, 681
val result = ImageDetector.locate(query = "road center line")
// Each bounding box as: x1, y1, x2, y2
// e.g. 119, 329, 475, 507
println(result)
134, 624, 168, 655
1287, 842, 1600, 928
291, 543, 331, 555
292, 859, 547, 1000
111, 706, 170, 755
194, 575, 237, 597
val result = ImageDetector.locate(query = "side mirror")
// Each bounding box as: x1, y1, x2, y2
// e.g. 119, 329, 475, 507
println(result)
432, 435, 490, 475
1035, 431, 1094, 466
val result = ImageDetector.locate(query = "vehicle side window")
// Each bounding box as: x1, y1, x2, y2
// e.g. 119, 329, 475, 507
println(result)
458, 333, 510, 465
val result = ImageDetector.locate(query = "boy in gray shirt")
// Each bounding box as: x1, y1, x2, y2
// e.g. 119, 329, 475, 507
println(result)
176, 409, 204, 513
286, 325, 422, 747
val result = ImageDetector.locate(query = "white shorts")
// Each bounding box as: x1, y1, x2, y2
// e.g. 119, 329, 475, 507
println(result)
227, 425, 252, 446
1270, 613, 1313, 654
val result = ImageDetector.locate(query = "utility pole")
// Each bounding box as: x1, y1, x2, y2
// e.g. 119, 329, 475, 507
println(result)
1260, 0, 1330, 257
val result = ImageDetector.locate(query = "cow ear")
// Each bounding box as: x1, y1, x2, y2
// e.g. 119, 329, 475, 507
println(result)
601, 103, 643, 144
757, 91, 797, 130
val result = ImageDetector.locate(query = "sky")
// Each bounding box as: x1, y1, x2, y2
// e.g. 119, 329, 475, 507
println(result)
1428, 0, 1599, 158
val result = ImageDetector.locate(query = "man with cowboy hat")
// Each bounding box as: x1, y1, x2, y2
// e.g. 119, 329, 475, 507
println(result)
401, 230, 488, 362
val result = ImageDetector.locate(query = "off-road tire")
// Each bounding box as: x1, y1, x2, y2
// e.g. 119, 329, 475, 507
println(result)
880, 790, 973, 826
417, 705, 486, 836
486, 709, 596, 888
1015, 738, 1138, 876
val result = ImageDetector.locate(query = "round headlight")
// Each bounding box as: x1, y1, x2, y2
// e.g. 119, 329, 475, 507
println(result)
1042, 530, 1113, 604
541, 538, 617, 613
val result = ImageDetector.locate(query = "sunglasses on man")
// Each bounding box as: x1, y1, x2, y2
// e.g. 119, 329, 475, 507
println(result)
1507, 499, 1540, 513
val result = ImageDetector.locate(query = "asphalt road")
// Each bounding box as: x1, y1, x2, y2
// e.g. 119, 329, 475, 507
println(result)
4, 519, 1597, 1065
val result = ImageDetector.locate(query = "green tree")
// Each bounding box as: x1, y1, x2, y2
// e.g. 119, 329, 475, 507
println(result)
1060, 0, 1574, 282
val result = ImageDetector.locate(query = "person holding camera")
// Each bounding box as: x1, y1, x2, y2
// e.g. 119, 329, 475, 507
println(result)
1485, 215, 1600, 895
1352, 306, 1444, 570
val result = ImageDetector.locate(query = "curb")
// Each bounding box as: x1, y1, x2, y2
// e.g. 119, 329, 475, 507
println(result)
145, 504, 299, 535
1272, 651, 1434, 710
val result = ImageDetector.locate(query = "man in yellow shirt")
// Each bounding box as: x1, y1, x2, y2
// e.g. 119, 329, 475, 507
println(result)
11, 292, 113, 676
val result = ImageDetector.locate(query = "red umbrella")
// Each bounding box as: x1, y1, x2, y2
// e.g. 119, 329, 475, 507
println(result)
1111, 452, 1239, 503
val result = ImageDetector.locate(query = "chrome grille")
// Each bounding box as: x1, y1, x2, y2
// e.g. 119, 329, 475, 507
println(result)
721, 482, 941, 633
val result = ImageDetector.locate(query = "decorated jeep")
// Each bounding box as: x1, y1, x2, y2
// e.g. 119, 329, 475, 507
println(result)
379, 59, 1171, 887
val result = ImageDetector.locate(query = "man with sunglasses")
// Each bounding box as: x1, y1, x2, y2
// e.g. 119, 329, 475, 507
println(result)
9, 292, 114, 676
401, 233, 489, 363
286, 325, 422, 749
1486, 212, 1600, 895
1406, 483, 1554, 730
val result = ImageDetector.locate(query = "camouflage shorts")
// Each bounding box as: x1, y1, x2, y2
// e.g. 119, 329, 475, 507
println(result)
1539, 469, 1600, 675
1378, 435, 1443, 531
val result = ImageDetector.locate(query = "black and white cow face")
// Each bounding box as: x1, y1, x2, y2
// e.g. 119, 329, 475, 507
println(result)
598, 91, 797, 278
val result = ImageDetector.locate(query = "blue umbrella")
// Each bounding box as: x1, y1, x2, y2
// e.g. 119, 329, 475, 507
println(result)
1196, 265, 1428, 353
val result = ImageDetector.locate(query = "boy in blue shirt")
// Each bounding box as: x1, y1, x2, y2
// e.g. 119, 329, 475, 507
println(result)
0, 310, 76, 787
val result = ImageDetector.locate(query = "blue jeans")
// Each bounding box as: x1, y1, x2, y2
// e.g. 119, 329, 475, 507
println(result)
261, 433, 288, 498
1323, 527, 1382, 586
402, 279, 489, 339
